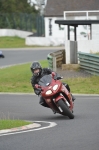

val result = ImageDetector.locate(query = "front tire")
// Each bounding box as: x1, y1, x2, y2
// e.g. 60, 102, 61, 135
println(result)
57, 99, 74, 119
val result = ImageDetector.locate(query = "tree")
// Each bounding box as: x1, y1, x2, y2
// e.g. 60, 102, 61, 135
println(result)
0, 0, 39, 30
0, 0, 38, 13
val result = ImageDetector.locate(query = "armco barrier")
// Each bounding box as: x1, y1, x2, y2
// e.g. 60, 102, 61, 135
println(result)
78, 52, 99, 76
47, 50, 65, 71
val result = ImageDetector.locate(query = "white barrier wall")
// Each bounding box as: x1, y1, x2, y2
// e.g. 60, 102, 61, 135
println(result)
0, 29, 33, 38
65, 40, 99, 64
25, 37, 65, 46
78, 40, 99, 53
1, 29, 99, 54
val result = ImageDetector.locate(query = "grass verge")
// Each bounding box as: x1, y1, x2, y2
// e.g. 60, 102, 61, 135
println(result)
0, 120, 31, 130
0, 60, 47, 93
63, 76, 99, 94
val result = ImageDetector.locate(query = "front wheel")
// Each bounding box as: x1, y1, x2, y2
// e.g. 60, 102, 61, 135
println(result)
57, 99, 74, 119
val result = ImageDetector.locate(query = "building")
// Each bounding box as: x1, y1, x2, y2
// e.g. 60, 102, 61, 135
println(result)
44, 0, 99, 64
44, 0, 99, 41
26, 0, 99, 53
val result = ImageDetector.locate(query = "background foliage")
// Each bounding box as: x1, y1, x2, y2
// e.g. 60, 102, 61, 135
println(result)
0, 0, 38, 13
0, 0, 45, 35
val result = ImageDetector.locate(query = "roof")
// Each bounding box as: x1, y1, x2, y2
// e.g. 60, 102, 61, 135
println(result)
55, 20, 99, 26
45, 0, 99, 17
55, 19, 99, 41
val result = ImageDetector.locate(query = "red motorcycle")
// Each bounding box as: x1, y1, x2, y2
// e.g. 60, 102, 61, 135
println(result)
35, 72, 74, 119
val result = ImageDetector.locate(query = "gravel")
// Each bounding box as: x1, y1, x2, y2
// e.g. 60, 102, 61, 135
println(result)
57, 68, 92, 79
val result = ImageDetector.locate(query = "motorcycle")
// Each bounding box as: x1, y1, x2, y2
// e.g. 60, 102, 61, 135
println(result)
0, 51, 5, 58
35, 72, 74, 119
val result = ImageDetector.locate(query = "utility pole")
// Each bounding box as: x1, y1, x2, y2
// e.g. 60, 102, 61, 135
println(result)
35, 0, 45, 15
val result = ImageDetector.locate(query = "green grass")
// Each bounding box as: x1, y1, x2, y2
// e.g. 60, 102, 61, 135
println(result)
63, 76, 99, 94
0, 59, 99, 94
0, 120, 31, 130
0, 36, 40, 48
0, 60, 48, 93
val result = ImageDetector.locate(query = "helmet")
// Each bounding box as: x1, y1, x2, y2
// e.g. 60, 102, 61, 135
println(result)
30, 61, 42, 76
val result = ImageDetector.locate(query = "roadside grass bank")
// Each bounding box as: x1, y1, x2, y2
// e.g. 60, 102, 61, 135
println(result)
63, 76, 99, 94
0, 120, 31, 130
0, 60, 47, 93
0, 60, 99, 94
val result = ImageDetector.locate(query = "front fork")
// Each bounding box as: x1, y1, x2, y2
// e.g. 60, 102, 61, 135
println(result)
54, 94, 74, 112
45, 98, 58, 112
44, 98, 61, 113
53, 95, 67, 112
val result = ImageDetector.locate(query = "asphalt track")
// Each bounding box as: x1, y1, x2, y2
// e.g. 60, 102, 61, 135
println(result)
0, 94, 99, 150
0, 47, 59, 68
0, 48, 99, 150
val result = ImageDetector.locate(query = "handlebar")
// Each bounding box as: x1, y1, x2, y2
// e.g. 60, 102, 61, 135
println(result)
35, 84, 44, 91
51, 72, 63, 80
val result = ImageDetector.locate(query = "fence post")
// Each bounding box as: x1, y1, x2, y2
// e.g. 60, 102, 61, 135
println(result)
53, 57, 56, 71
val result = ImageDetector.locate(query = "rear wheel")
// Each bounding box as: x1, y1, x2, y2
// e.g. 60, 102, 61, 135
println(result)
57, 99, 74, 119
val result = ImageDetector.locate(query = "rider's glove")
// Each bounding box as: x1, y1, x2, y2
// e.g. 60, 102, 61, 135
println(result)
35, 89, 41, 95
38, 90, 41, 95
54, 75, 57, 80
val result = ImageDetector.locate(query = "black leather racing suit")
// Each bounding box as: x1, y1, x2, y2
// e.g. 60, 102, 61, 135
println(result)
31, 68, 70, 107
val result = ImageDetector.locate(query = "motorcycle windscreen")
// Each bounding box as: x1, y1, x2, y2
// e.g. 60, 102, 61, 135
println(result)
38, 74, 52, 87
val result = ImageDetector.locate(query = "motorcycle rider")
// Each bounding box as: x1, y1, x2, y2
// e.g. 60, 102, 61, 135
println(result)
30, 61, 75, 113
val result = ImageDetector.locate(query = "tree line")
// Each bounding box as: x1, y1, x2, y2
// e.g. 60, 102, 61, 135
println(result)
0, 0, 38, 14
0, 0, 45, 34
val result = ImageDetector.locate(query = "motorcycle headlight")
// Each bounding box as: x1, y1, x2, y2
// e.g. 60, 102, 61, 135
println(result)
46, 90, 52, 95
53, 84, 58, 90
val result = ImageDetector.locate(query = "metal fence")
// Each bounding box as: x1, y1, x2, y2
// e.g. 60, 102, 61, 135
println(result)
78, 52, 99, 76
0, 13, 45, 36
47, 50, 99, 76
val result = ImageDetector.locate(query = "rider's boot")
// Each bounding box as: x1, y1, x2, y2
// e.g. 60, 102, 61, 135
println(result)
51, 109, 56, 114
71, 94, 75, 101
